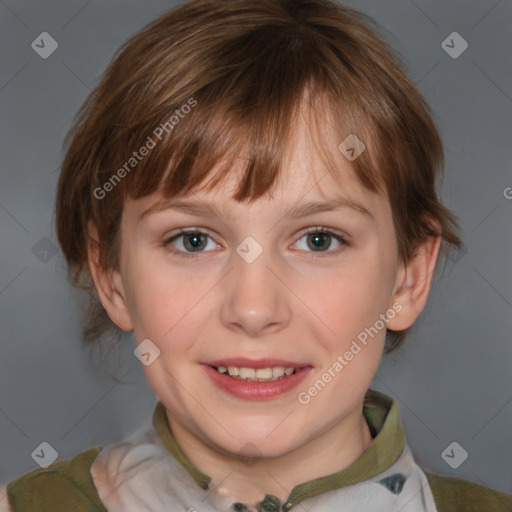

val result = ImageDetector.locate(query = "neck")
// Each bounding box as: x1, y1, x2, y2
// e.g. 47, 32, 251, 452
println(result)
166, 407, 373, 506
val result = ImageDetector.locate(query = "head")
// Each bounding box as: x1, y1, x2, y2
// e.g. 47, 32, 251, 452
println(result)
56, 0, 461, 457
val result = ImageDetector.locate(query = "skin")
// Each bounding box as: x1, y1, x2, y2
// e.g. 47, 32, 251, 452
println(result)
88, 106, 440, 506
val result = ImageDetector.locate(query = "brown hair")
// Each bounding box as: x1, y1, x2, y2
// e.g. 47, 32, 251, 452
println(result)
56, 0, 462, 365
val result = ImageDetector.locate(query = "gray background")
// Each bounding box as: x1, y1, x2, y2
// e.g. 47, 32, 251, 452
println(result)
1, 0, 511, 497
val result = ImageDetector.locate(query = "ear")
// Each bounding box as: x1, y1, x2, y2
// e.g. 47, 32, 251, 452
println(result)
386, 234, 441, 331
87, 221, 133, 332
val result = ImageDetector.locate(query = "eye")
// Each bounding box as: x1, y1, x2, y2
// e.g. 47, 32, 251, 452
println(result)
163, 228, 220, 258
163, 226, 349, 259
293, 227, 348, 256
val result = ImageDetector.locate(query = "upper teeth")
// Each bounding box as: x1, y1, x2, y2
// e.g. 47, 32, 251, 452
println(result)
215, 366, 295, 381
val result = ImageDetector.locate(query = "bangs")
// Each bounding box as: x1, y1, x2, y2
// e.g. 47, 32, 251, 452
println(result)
104, 25, 384, 208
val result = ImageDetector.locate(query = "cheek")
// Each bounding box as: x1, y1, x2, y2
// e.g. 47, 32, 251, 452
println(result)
123, 257, 201, 352
124, 257, 233, 367
299, 253, 393, 342
303, 264, 389, 398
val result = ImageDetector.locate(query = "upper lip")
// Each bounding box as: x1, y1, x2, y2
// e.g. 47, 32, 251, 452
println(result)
203, 358, 312, 369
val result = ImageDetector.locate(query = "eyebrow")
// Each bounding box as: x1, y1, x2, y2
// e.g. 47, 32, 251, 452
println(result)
139, 196, 374, 222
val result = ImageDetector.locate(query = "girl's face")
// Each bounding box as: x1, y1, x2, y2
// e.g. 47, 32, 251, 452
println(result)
114, 114, 404, 460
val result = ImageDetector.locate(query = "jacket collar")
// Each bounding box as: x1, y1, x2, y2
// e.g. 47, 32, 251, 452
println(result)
152, 388, 405, 510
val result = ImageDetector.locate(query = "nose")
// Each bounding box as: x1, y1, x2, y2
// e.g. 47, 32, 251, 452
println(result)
219, 241, 291, 337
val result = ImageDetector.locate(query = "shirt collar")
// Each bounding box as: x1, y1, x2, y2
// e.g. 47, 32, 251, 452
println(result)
152, 388, 405, 511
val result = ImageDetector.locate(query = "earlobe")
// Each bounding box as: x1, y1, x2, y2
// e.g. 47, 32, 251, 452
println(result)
386, 235, 441, 331
87, 222, 133, 332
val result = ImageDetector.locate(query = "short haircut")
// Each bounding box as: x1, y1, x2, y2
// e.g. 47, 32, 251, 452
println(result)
55, 0, 462, 359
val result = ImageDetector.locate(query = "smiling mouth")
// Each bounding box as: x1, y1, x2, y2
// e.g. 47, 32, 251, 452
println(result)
210, 365, 299, 382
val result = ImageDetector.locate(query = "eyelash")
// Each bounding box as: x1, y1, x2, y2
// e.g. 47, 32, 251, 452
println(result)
162, 227, 349, 260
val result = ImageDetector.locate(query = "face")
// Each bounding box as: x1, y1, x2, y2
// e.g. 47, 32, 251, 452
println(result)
112, 112, 404, 460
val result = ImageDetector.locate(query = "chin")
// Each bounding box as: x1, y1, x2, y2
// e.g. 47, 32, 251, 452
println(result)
223, 429, 300, 460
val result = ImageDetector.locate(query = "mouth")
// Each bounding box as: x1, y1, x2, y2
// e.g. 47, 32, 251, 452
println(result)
209, 365, 299, 382
202, 358, 312, 382
201, 361, 313, 400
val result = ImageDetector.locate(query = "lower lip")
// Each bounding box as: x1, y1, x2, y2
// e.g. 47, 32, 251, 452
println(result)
201, 364, 313, 400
